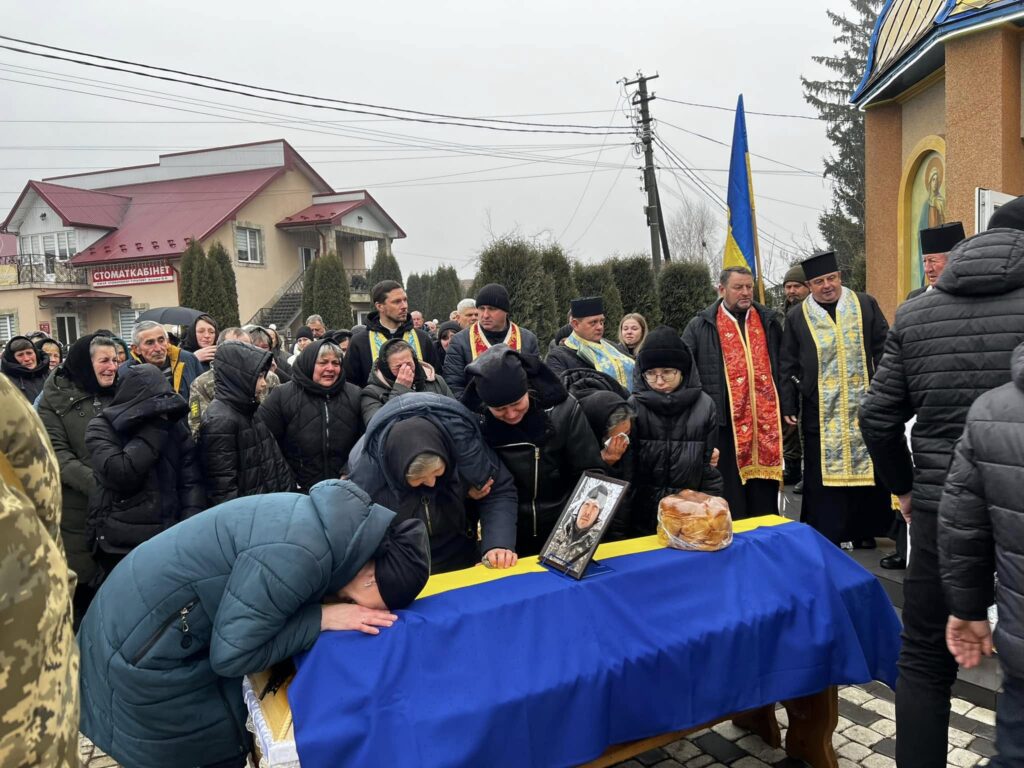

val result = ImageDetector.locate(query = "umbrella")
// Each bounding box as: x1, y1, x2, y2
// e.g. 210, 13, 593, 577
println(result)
136, 307, 207, 326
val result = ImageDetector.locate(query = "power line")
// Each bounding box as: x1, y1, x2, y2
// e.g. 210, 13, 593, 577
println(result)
658, 96, 822, 121
0, 36, 635, 135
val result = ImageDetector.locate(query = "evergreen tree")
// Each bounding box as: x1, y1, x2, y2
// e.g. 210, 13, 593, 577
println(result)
571, 261, 624, 334
366, 247, 404, 287
801, 0, 882, 291
207, 241, 240, 327
199, 252, 231, 327
406, 273, 429, 317
301, 258, 320, 322
177, 239, 204, 308
311, 252, 353, 330
538, 244, 576, 319
474, 237, 558, 346
657, 261, 717, 333
610, 253, 661, 327
427, 266, 462, 322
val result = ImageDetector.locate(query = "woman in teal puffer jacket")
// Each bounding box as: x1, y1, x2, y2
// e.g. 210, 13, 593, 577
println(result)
77, 480, 430, 768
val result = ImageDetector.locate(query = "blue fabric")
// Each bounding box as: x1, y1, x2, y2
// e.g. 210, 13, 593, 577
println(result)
290, 523, 901, 768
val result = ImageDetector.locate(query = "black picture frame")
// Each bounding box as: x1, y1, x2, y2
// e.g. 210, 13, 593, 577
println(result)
539, 471, 629, 580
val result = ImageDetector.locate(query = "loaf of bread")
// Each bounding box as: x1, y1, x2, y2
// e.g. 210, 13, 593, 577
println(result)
657, 490, 733, 551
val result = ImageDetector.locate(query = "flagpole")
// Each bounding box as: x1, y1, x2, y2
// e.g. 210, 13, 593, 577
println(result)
745, 153, 766, 305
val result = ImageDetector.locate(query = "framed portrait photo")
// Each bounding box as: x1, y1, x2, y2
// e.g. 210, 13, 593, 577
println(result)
540, 471, 629, 579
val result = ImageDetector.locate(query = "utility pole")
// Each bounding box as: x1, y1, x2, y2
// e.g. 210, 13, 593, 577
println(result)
625, 72, 664, 272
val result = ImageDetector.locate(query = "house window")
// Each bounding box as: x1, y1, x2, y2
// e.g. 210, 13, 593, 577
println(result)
18, 231, 76, 276
235, 227, 263, 264
118, 309, 142, 341
0, 314, 16, 345
57, 231, 76, 261
55, 314, 80, 347
299, 246, 317, 271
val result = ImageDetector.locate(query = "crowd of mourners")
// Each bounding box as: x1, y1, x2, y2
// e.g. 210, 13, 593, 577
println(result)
4, 197, 1024, 768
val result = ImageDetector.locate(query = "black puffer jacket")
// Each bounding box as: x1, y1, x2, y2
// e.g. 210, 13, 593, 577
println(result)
257, 339, 362, 492
37, 335, 118, 586
560, 366, 629, 402
360, 336, 454, 423
462, 348, 604, 555
939, 342, 1024, 679
1, 334, 50, 402
200, 343, 294, 505
860, 228, 1024, 516
682, 300, 784, 427
85, 364, 204, 554
629, 359, 723, 534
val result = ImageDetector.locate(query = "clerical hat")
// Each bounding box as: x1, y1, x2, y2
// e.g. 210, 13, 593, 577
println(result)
800, 251, 839, 281
570, 296, 604, 319
920, 222, 965, 255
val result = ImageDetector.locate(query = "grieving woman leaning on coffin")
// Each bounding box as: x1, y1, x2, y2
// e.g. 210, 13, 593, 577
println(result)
77, 481, 430, 768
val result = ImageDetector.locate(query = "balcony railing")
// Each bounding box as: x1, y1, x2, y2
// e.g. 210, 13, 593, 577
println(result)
13, 254, 88, 285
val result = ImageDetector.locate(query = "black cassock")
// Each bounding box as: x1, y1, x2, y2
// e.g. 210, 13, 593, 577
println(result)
780, 290, 893, 545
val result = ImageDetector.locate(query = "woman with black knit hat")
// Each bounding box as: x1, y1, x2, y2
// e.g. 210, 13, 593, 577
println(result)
78, 481, 430, 768
37, 333, 121, 626
628, 326, 723, 536
361, 337, 454, 423
461, 344, 603, 556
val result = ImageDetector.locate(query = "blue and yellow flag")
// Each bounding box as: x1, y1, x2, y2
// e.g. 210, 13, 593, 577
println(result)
722, 95, 765, 302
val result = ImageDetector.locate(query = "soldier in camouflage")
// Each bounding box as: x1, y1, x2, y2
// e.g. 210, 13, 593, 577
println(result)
0, 372, 80, 768
545, 484, 609, 574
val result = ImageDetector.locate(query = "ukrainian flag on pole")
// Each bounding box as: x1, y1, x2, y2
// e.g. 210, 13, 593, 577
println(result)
722, 95, 765, 302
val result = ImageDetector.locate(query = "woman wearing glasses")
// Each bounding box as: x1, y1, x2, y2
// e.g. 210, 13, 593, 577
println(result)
628, 326, 723, 537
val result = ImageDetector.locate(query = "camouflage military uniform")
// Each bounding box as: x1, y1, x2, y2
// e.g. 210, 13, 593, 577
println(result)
0, 372, 80, 768
188, 365, 279, 438
545, 516, 603, 571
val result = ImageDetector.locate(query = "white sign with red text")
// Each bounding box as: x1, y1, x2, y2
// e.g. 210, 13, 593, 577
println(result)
92, 263, 174, 287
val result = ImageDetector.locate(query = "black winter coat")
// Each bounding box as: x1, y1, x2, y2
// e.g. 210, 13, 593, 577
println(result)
939, 342, 1024, 679
560, 367, 629, 402
464, 350, 603, 554
545, 344, 592, 378
860, 228, 1024, 516
629, 360, 723, 535
682, 300, 784, 427
257, 339, 362, 493
200, 343, 294, 505
85, 364, 204, 554
37, 348, 117, 586
1, 334, 50, 402
442, 323, 542, 397
343, 311, 439, 388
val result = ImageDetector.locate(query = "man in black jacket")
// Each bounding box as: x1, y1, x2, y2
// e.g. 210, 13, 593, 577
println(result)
443, 283, 541, 397
859, 206, 1024, 768
939, 342, 1024, 766
780, 265, 808, 487
344, 280, 439, 387
881, 221, 967, 572
780, 251, 891, 547
462, 345, 604, 556
683, 266, 784, 519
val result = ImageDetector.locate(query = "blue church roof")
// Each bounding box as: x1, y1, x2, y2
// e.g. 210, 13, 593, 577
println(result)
852, 0, 1024, 106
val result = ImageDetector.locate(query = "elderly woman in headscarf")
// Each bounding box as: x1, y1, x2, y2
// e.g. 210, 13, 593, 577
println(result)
258, 339, 363, 493
36, 333, 120, 625
36, 335, 64, 371
1, 335, 51, 402
349, 392, 518, 573
78, 481, 430, 768
360, 337, 454, 423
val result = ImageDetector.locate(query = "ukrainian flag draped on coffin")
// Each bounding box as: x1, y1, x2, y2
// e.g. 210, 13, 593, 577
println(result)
722, 94, 764, 301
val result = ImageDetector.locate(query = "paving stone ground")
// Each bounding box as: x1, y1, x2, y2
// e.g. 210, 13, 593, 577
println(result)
78, 681, 998, 767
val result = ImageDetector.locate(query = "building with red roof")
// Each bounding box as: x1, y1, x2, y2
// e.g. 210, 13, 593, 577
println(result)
0, 139, 405, 345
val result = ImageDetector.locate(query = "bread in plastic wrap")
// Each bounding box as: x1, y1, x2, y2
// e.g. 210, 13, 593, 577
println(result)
656, 489, 733, 551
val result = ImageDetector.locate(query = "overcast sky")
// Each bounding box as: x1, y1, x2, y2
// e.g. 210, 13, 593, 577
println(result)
2, 1, 846, 281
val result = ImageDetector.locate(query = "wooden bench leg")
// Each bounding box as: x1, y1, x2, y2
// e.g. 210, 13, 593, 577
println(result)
732, 704, 781, 748
782, 685, 839, 768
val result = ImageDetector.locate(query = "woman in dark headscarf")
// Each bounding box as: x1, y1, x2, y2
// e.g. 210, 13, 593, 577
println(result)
350, 395, 519, 574
433, 319, 462, 370
580, 390, 636, 539
180, 314, 219, 371
36, 335, 64, 371
360, 337, 454, 423
36, 333, 121, 625
1, 335, 51, 402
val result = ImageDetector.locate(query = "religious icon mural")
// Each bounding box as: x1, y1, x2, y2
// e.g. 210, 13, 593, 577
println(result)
910, 150, 946, 289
